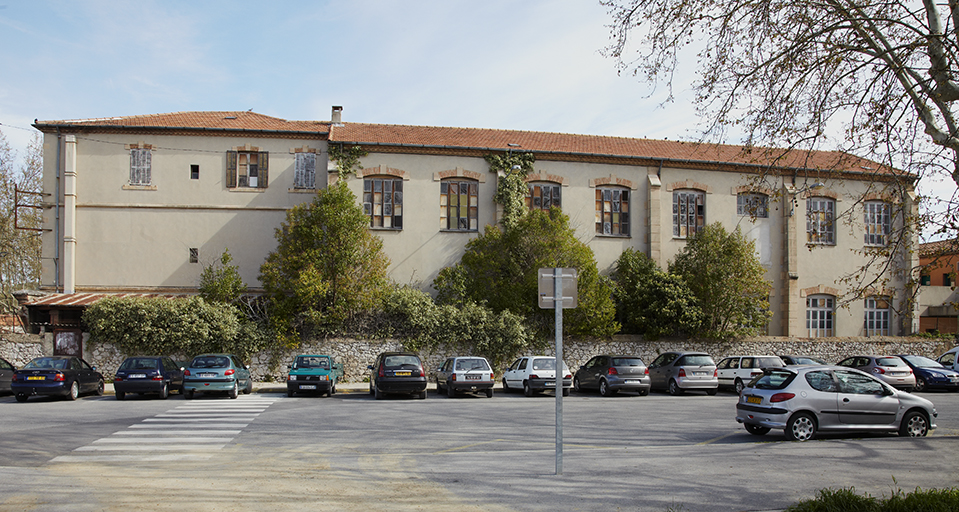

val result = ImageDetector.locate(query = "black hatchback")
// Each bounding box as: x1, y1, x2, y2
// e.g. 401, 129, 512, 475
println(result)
12, 356, 104, 402
114, 356, 184, 400
368, 352, 428, 399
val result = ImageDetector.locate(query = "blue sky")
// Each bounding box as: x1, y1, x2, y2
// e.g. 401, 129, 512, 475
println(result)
0, 0, 953, 239
0, 1, 698, 155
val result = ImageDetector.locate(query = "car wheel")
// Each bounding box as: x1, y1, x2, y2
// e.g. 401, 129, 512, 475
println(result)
331, 382, 336, 395
599, 379, 614, 397
573, 377, 582, 392
15, 394, 28, 403
116, 391, 125, 400
502, 378, 511, 393
287, 389, 294, 398
785, 412, 817, 441
485, 388, 493, 398
914, 377, 927, 392
706, 388, 718, 396
184, 389, 194, 399
374, 386, 383, 400
369, 381, 375, 396
744, 423, 770, 436
436, 381, 444, 394
95, 379, 105, 396
734, 378, 745, 395
228, 381, 239, 399
67, 381, 80, 401
899, 410, 929, 437
562, 388, 570, 397
419, 390, 428, 400
447, 384, 456, 398
244, 379, 253, 394
668, 379, 683, 396
638, 388, 649, 397
523, 381, 534, 397
159, 383, 169, 399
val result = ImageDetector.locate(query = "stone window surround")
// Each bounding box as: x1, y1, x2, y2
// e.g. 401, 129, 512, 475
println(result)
289, 146, 320, 193
122, 142, 157, 191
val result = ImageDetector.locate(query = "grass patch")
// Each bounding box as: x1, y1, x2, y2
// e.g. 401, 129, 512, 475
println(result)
786, 487, 959, 512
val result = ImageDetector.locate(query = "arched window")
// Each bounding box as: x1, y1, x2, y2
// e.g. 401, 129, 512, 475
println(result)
363, 177, 403, 229
526, 183, 561, 212
440, 179, 478, 231
595, 187, 629, 236
673, 190, 705, 238
806, 295, 834, 337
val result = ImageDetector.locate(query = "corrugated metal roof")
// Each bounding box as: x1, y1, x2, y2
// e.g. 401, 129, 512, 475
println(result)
24, 293, 191, 308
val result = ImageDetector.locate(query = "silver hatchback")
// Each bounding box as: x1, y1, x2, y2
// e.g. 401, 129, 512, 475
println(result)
648, 351, 718, 395
837, 355, 916, 391
736, 365, 937, 441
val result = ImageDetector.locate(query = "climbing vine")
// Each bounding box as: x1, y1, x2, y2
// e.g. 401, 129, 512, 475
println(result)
328, 144, 369, 179
485, 152, 535, 230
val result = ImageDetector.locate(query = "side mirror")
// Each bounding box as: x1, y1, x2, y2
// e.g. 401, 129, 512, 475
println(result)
367, 365, 374, 370
287, 365, 292, 370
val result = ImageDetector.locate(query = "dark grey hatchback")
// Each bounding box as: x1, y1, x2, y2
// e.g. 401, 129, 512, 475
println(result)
114, 356, 184, 400
368, 352, 428, 399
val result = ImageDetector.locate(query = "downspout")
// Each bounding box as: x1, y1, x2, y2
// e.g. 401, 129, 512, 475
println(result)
54, 129, 61, 292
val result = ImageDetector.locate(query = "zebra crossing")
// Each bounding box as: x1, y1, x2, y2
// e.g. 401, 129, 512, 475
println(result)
51, 395, 280, 463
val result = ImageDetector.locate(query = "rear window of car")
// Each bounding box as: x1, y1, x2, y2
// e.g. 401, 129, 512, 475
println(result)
455, 358, 490, 371
612, 357, 645, 367
677, 355, 714, 366
120, 358, 159, 370
901, 355, 941, 368
531, 358, 557, 370
384, 355, 421, 369
876, 357, 906, 367
24, 358, 68, 370
191, 356, 230, 368
295, 356, 330, 369
756, 357, 785, 368
749, 370, 796, 390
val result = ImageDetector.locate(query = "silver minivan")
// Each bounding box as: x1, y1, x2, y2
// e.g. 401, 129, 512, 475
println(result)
648, 351, 718, 395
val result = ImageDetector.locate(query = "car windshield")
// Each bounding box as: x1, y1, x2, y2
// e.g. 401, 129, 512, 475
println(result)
120, 358, 158, 370
384, 355, 421, 368
749, 370, 795, 390
612, 357, 644, 366
677, 355, 714, 366
532, 358, 556, 370
876, 357, 906, 367
901, 355, 942, 368
24, 357, 68, 370
295, 356, 330, 369
455, 358, 490, 371
191, 356, 230, 368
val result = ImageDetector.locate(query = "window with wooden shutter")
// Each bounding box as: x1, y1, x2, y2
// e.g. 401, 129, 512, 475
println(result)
226, 150, 268, 189
226, 151, 238, 188
258, 151, 269, 188
130, 148, 152, 185
294, 153, 316, 189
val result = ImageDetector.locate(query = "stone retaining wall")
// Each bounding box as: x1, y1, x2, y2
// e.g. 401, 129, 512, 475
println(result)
4, 334, 951, 383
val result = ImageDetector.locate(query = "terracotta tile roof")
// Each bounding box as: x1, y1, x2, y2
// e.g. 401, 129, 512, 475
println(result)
920, 239, 959, 257
329, 122, 901, 176
34, 111, 329, 135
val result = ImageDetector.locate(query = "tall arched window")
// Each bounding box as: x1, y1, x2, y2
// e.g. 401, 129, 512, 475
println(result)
440, 179, 478, 231
526, 183, 561, 212
673, 190, 705, 238
595, 187, 629, 236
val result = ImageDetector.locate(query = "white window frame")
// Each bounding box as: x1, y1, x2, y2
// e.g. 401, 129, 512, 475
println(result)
864, 201, 890, 246
737, 192, 768, 218
130, 148, 152, 186
806, 295, 834, 337
864, 297, 890, 336
806, 197, 835, 245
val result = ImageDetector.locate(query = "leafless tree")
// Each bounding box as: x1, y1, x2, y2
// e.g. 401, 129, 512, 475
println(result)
0, 130, 42, 317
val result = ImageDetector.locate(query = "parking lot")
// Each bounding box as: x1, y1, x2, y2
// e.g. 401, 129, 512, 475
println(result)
1, 385, 958, 512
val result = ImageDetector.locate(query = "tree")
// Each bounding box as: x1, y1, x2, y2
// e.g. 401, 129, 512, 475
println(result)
603, 0, 959, 297
434, 208, 620, 338
0, 130, 42, 317
612, 248, 704, 339
669, 223, 772, 339
259, 180, 390, 343
199, 248, 246, 306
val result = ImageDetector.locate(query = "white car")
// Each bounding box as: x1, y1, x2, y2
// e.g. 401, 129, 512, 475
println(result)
434, 356, 495, 398
938, 347, 959, 373
717, 355, 785, 395
502, 356, 571, 397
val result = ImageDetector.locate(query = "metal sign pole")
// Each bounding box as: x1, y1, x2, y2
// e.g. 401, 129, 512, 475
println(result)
554, 267, 563, 476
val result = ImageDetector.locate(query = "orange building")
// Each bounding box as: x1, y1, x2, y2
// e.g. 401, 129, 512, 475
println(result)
919, 239, 959, 333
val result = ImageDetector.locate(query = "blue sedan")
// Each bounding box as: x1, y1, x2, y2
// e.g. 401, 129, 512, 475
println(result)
896, 354, 959, 392
12, 356, 104, 402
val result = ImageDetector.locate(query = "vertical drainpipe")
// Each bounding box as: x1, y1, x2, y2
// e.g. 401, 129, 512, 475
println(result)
62, 135, 77, 294
54, 130, 62, 292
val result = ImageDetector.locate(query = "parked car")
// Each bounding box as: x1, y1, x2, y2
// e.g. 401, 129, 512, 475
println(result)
836, 355, 916, 391
895, 354, 959, 392
716, 355, 785, 395
937, 347, 959, 373
502, 356, 572, 397
736, 365, 937, 441
434, 356, 495, 398
0, 356, 14, 395
12, 356, 104, 402
182, 353, 253, 399
573, 354, 650, 396
780, 355, 828, 366
287, 354, 344, 397
648, 351, 718, 395
368, 352, 428, 399
113, 356, 184, 400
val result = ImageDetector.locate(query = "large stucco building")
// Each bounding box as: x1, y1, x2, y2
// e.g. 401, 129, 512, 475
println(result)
25, 107, 920, 354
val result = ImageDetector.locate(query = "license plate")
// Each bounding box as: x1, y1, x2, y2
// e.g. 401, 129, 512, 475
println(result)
746, 396, 762, 404
394, 371, 411, 376
198, 373, 217, 378
299, 385, 316, 390
465, 375, 481, 380
693, 371, 707, 376
545, 381, 555, 387
625, 380, 639, 384
130, 374, 146, 379
27, 376, 44, 381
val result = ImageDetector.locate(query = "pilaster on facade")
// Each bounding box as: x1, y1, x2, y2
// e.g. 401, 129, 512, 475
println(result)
63, 135, 77, 294
781, 184, 801, 336
647, 173, 662, 267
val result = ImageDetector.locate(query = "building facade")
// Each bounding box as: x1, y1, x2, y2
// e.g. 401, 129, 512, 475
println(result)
25, 108, 920, 353
918, 239, 959, 334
